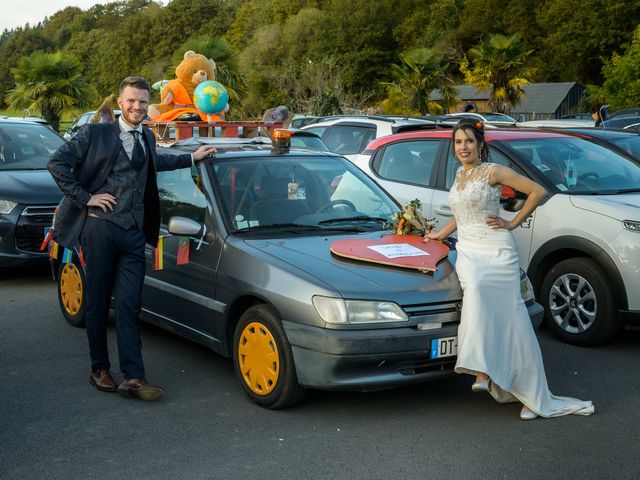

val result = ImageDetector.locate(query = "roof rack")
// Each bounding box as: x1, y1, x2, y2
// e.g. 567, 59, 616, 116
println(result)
145, 120, 283, 141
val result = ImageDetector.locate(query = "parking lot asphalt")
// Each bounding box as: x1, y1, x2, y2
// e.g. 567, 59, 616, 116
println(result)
1, 266, 639, 480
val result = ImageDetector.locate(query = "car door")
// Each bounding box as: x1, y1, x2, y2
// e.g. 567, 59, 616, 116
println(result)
431, 143, 535, 262
368, 139, 444, 217
142, 163, 226, 345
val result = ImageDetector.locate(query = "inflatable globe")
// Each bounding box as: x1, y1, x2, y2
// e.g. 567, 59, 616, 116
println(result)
192, 80, 228, 114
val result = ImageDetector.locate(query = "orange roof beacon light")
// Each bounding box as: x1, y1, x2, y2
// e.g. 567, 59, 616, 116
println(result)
271, 129, 291, 153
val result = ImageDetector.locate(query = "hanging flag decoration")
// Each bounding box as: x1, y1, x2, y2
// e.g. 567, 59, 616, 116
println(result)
154, 235, 165, 270
177, 236, 190, 265
78, 247, 87, 269
62, 248, 73, 264
40, 227, 53, 251
49, 241, 59, 260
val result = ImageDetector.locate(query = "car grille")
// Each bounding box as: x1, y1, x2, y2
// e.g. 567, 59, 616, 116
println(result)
404, 301, 462, 326
15, 206, 56, 254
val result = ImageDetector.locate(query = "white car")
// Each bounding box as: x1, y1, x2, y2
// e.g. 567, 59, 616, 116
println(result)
301, 115, 438, 161
351, 128, 640, 346
445, 112, 518, 127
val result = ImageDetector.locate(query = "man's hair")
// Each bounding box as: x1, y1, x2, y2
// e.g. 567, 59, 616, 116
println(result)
119, 76, 150, 94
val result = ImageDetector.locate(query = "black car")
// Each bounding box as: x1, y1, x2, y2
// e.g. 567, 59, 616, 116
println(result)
541, 127, 640, 161
602, 115, 640, 131
0, 119, 65, 267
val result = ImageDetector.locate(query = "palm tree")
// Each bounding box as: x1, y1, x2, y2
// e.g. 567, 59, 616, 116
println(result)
5, 51, 96, 132
460, 33, 535, 114
170, 37, 246, 110
380, 48, 458, 115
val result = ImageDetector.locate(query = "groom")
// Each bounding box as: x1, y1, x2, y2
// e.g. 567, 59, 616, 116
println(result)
48, 76, 216, 401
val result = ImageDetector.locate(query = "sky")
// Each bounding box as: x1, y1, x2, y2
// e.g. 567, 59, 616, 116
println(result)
1, 1, 106, 32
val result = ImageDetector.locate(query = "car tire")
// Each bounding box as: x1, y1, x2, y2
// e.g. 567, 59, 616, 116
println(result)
541, 257, 619, 346
57, 258, 86, 328
233, 304, 305, 409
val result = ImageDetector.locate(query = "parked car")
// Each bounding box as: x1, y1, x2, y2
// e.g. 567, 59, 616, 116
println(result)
63, 110, 122, 140
286, 128, 330, 151
602, 115, 640, 130
351, 128, 640, 346
0, 118, 65, 267
445, 112, 519, 127
560, 113, 593, 120
540, 127, 640, 161
608, 107, 640, 118
50, 134, 541, 408
518, 118, 594, 128
301, 115, 438, 161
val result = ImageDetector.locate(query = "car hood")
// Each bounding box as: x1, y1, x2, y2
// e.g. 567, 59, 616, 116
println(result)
243, 233, 462, 304
0, 169, 62, 204
570, 194, 640, 221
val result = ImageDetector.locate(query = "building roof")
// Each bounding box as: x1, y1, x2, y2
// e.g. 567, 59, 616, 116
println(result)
431, 82, 583, 113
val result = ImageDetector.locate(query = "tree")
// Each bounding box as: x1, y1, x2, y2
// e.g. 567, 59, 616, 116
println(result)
599, 25, 640, 111
460, 33, 535, 113
537, 0, 640, 84
380, 48, 458, 115
5, 51, 96, 131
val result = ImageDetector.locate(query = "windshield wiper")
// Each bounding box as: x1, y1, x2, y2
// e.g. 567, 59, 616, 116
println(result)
234, 223, 324, 233
318, 215, 388, 225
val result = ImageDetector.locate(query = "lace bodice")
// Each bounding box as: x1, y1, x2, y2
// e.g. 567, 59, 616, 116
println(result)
449, 162, 502, 234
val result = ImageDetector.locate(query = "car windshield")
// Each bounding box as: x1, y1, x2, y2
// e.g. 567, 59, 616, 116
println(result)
211, 154, 398, 233
483, 113, 516, 122
502, 136, 640, 194
290, 135, 329, 151
0, 123, 64, 170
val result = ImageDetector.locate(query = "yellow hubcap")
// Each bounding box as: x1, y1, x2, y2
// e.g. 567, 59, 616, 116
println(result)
238, 321, 280, 395
59, 263, 83, 316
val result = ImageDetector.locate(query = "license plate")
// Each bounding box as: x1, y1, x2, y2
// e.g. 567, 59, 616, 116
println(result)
430, 336, 458, 359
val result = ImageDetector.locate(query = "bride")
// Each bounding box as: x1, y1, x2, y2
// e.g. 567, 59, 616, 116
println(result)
425, 119, 594, 420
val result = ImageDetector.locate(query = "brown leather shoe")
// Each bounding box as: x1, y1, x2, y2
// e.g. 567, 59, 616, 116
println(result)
117, 378, 165, 401
89, 370, 118, 392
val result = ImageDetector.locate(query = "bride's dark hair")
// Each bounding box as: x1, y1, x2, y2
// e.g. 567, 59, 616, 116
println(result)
452, 118, 489, 163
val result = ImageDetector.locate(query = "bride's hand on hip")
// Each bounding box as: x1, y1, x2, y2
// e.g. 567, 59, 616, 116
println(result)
487, 214, 513, 230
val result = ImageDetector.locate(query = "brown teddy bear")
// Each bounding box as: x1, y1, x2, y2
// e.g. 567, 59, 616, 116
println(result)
148, 50, 228, 122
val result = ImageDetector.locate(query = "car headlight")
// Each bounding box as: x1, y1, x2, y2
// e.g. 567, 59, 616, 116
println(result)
0, 199, 18, 214
519, 269, 535, 303
312, 296, 409, 325
623, 220, 640, 233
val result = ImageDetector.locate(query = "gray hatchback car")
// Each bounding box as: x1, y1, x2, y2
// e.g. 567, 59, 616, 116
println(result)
52, 137, 542, 408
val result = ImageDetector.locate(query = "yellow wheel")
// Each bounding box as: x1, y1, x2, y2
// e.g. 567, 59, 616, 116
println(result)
237, 322, 280, 395
57, 259, 86, 327
233, 305, 305, 409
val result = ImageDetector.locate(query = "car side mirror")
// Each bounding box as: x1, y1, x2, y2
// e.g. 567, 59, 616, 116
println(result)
500, 186, 526, 212
167, 216, 203, 236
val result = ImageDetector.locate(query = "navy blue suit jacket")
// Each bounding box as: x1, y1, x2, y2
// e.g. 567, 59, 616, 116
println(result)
48, 121, 191, 248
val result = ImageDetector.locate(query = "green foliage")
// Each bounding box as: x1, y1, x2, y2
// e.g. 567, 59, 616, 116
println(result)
461, 33, 535, 113
5, 51, 96, 131
1, 0, 639, 115
381, 48, 458, 115
600, 26, 640, 111
537, 0, 640, 83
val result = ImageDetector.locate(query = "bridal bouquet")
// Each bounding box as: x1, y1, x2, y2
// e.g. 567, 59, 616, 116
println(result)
389, 199, 437, 236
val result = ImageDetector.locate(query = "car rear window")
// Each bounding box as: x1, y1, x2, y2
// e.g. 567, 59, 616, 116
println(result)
0, 123, 64, 170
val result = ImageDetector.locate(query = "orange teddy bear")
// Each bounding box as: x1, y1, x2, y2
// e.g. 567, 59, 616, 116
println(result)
148, 50, 228, 122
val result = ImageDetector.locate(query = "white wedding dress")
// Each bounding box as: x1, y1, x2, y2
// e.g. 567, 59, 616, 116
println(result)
449, 162, 594, 418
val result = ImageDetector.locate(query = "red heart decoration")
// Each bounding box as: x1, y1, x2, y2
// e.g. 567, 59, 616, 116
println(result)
331, 234, 450, 272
